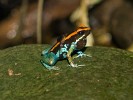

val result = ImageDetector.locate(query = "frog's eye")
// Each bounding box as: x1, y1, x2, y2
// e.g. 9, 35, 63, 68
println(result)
78, 31, 84, 35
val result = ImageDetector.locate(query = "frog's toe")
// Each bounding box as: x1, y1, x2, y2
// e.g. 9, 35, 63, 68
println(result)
44, 65, 60, 70
73, 54, 92, 59
84, 54, 92, 58
78, 64, 85, 66
49, 66, 60, 70
70, 62, 78, 68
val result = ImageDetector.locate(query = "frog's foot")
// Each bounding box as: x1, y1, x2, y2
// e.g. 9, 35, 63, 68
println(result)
70, 62, 83, 68
47, 66, 60, 70
73, 51, 91, 59
40, 60, 60, 70
68, 64, 85, 67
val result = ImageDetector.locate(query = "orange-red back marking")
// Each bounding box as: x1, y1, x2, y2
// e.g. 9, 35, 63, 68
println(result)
50, 27, 91, 52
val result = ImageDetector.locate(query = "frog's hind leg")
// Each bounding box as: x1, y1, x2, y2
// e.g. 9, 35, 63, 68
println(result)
40, 60, 59, 70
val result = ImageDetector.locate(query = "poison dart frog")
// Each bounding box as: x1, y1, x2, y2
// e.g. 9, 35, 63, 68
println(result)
40, 25, 91, 70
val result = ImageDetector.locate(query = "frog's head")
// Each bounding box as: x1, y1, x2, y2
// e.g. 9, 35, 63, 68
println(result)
75, 25, 91, 42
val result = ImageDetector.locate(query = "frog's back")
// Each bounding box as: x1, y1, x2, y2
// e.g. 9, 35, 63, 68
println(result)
49, 25, 91, 59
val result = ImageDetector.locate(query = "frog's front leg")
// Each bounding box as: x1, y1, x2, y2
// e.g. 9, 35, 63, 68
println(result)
67, 42, 78, 67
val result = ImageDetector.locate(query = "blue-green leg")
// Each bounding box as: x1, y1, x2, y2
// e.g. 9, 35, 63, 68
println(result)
67, 42, 78, 67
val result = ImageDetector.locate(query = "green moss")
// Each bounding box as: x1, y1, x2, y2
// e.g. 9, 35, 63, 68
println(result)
0, 44, 133, 100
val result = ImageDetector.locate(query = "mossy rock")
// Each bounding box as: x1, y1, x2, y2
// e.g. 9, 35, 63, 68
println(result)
0, 44, 133, 100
